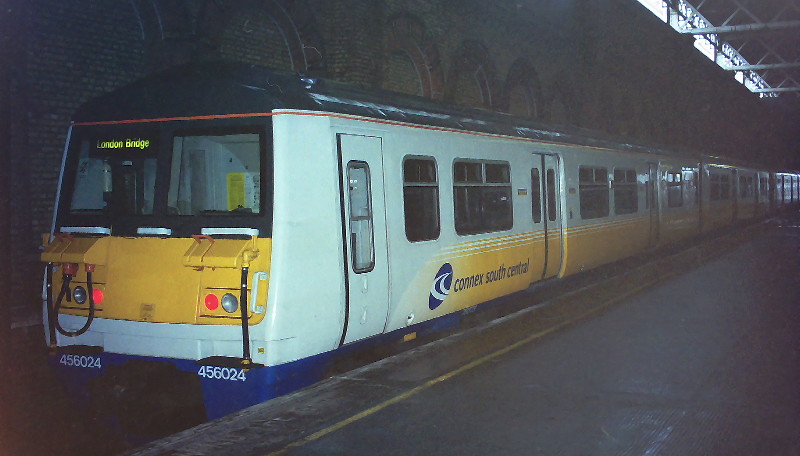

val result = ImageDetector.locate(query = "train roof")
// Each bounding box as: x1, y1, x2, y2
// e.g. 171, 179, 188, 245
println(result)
73, 61, 768, 169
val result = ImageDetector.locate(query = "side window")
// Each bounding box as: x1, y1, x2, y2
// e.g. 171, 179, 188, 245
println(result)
531, 168, 542, 224
403, 157, 440, 242
454, 160, 513, 235
346, 162, 375, 273
666, 171, 683, 208
546, 169, 557, 222
579, 166, 609, 219
613, 168, 638, 215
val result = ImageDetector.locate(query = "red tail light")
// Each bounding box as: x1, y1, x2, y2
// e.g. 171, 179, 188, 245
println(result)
204, 294, 219, 311
93, 288, 105, 304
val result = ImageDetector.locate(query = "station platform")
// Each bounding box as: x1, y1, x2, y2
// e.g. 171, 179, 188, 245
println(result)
129, 216, 800, 456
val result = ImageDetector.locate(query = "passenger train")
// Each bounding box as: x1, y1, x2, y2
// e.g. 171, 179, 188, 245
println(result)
41, 62, 800, 440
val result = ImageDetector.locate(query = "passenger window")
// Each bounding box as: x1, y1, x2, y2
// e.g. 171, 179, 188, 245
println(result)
454, 160, 513, 235
579, 166, 608, 219
403, 157, 440, 242
613, 168, 638, 214
666, 171, 683, 208
531, 168, 542, 223
346, 162, 375, 273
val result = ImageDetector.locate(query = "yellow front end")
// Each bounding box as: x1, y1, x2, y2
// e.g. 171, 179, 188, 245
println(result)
42, 235, 271, 326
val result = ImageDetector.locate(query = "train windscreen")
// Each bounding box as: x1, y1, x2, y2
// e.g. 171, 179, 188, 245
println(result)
62, 127, 268, 236
167, 133, 261, 215
69, 135, 158, 215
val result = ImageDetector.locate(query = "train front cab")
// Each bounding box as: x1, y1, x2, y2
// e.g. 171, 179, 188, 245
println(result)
41, 117, 278, 440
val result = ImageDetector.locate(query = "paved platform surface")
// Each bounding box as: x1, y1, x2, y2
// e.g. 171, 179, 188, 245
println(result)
130, 217, 800, 456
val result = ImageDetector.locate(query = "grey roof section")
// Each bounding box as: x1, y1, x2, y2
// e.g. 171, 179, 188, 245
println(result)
74, 61, 771, 168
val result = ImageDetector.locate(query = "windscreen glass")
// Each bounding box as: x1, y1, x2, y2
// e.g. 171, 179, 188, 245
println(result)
69, 136, 157, 215
168, 133, 261, 215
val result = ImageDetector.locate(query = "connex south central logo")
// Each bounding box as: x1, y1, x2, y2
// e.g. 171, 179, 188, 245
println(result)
429, 263, 453, 310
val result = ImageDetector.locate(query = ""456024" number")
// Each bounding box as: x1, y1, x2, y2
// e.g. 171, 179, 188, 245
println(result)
197, 365, 247, 382
59, 354, 101, 369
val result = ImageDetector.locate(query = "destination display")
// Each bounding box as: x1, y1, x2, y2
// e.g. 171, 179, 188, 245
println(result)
93, 136, 156, 153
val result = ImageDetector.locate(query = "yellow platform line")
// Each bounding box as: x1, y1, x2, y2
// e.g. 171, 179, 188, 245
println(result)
264, 271, 668, 456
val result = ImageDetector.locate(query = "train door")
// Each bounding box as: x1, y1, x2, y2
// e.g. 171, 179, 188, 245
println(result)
647, 163, 659, 246
338, 134, 390, 345
535, 154, 563, 279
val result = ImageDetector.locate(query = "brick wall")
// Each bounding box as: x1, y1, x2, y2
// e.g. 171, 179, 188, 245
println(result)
1, 1, 17, 339
10, 1, 146, 311
5, 0, 799, 316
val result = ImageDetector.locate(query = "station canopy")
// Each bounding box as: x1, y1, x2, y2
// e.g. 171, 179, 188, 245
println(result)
636, 0, 800, 105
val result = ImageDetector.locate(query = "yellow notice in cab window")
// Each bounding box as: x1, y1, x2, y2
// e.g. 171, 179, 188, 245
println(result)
227, 173, 246, 211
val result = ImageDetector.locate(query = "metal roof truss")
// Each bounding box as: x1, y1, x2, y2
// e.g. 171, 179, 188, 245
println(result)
655, 0, 800, 98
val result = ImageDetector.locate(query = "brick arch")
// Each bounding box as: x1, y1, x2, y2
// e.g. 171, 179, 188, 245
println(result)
445, 40, 496, 110
385, 13, 444, 99
130, 0, 326, 73
261, 0, 326, 73
129, 0, 227, 70
498, 58, 544, 119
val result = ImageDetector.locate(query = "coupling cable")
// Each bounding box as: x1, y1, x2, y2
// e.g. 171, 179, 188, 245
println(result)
52, 263, 96, 337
